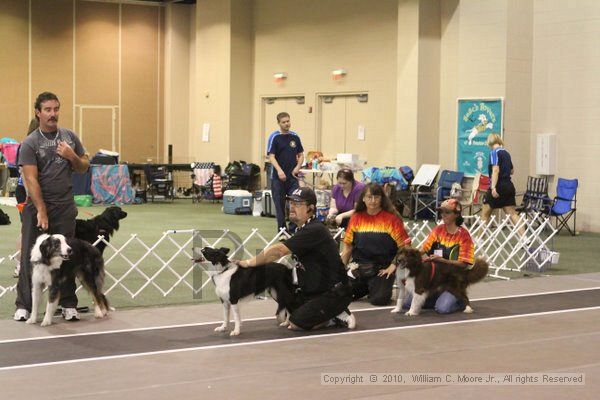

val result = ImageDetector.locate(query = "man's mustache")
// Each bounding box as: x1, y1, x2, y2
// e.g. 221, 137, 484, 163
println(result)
49, 117, 58, 121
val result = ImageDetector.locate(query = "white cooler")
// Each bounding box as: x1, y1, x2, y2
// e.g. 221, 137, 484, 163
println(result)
223, 190, 253, 215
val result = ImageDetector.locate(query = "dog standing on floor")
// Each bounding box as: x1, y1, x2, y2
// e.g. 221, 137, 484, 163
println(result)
75, 206, 128, 254
26, 234, 110, 326
12, 207, 127, 279
391, 247, 489, 316
196, 247, 296, 336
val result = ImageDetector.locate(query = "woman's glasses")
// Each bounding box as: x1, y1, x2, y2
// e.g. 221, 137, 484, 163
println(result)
364, 194, 382, 201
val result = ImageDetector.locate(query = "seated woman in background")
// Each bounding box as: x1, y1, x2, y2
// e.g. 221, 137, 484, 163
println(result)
327, 168, 365, 228
341, 183, 411, 306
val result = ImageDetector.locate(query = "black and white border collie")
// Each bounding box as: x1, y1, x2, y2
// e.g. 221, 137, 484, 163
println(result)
196, 247, 296, 336
391, 247, 489, 316
26, 234, 110, 326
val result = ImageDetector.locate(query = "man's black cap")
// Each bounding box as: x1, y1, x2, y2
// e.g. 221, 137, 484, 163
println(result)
286, 187, 317, 206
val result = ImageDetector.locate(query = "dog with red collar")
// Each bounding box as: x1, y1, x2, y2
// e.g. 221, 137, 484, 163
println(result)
391, 247, 488, 315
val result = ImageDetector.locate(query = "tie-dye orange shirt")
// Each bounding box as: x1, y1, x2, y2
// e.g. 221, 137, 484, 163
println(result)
344, 210, 411, 266
421, 224, 474, 265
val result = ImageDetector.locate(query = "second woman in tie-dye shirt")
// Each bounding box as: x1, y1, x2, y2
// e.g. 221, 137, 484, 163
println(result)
403, 198, 475, 314
341, 183, 411, 306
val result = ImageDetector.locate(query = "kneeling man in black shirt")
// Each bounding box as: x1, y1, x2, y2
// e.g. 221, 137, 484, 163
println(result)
236, 187, 355, 330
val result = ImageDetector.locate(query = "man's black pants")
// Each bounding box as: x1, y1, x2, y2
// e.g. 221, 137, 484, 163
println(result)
289, 283, 353, 330
15, 202, 79, 312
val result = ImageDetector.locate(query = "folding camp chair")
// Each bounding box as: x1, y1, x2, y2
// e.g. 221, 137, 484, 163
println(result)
411, 164, 440, 220
143, 165, 174, 202
434, 170, 464, 216
198, 174, 224, 203
475, 174, 491, 212
191, 162, 218, 203
459, 173, 491, 216
457, 172, 480, 216
516, 176, 550, 219
545, 178, 578, 236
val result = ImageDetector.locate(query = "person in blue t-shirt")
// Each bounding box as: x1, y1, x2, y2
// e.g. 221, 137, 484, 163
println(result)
268, 112, 304, 234
266, 127, 298, 155
481, 133, 523, 236
265, 118, 298, 189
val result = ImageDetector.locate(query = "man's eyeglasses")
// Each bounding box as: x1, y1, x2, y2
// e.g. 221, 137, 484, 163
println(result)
440, 210, 456, 215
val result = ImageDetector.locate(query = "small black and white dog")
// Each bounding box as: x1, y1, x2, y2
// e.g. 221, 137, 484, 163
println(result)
391, 247, 489, 316
75, 206, 128, 254
26, 234, 110, 326
196, 247, 296, 336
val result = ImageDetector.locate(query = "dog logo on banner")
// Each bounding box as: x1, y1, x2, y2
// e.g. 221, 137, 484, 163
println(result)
457, 98, 503, 177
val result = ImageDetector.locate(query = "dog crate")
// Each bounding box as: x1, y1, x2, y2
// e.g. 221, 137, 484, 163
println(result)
223, 190, 253, 215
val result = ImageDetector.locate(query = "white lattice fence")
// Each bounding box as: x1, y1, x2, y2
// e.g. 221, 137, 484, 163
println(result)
0, 251, 20, 298
465, 213, 558, 278
0, 217, 558, 300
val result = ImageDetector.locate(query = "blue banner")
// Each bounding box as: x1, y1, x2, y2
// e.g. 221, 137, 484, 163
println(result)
456, 99, 503, 177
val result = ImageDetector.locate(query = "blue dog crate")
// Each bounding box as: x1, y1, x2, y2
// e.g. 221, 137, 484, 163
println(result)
223, 190, 253, 215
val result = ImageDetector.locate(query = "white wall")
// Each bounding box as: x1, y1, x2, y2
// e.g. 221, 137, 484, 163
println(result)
531, 0, 600, 231
396, 0, 420, 168
165, 3, 191, 163
192, 0, 232, 166
439, 0, 509, 173
252, 0, 399, 167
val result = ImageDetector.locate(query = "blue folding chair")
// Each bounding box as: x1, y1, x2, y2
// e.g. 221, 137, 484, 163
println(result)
435, 170, 464, 214
548, 178, 578, 236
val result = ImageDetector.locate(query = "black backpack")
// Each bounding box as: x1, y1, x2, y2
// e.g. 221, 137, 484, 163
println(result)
0, 208, 10, 225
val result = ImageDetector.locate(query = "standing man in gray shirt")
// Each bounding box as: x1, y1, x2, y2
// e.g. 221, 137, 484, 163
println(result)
14, 92, 90, 322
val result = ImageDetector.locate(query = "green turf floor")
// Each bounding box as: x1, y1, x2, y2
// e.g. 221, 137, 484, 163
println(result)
1, 200, 598, 319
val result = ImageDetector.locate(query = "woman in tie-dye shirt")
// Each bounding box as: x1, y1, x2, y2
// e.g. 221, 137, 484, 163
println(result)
341, 183, 411, 306
406, 198, 475, 314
